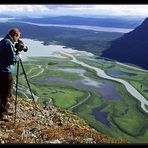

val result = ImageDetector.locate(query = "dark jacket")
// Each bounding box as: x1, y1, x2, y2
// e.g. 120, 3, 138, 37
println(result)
0, 34, 18, 72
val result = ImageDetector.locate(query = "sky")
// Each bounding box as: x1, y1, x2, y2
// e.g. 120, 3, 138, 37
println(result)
0, 4, 148, 18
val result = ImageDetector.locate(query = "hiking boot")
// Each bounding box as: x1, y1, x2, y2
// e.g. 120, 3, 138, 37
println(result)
0, 117, 10, 122
0, 114, 9, 122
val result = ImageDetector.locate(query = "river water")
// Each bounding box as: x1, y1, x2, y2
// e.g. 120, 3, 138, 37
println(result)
61, 50, 148, 113
0, 37, 147, 113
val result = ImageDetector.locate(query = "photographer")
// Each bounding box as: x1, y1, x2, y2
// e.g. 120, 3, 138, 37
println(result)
0, 28, 21, 121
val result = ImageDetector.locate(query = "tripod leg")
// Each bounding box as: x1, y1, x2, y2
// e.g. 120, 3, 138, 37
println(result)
14, 60, 20, 121
19, 59, 36, 104
19, 59, 37, 116
15, 57, 44, 117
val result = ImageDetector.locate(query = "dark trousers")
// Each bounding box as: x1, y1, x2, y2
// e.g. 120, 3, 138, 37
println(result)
0, 72, 13, 115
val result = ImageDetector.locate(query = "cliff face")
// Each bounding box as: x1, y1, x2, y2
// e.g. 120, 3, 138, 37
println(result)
0, 96, 127, 144
101, 17, 148, 70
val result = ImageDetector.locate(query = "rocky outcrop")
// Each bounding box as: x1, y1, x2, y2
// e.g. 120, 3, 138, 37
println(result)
0, 96, 128, 144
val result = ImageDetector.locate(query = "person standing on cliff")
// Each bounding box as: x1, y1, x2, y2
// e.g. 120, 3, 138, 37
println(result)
0, 28, 21, 121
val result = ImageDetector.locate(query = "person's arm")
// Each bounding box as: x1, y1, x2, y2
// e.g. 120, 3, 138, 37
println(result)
4, 40, 19, 65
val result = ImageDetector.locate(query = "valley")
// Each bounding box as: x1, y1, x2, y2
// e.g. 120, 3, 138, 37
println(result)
0, 16, 148, 143
12, 43, 148, 143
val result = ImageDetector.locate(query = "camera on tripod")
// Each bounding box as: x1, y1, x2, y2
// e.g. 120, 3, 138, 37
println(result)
15, 39, 28, 53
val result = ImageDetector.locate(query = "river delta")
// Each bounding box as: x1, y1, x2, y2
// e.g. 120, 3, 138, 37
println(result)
9, 38, 148, 143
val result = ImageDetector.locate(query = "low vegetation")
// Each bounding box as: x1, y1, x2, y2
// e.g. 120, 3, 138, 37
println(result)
12, 56, 148, 143
0, 96, 127, 144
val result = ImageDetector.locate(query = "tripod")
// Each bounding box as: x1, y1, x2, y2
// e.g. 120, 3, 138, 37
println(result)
14, 54, 37, 121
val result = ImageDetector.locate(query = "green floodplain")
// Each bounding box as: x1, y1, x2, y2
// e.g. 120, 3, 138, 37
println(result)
13, 55, 148, 143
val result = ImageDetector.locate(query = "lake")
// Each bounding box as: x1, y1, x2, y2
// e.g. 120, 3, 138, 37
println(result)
0, 37, 94, 61
9, 21, 133, 33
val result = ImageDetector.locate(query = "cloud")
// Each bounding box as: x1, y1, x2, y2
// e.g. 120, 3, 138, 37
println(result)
93, 5, 148, 17
49, 5, 148, 18
0, 4, 148, 18
0, 5, 49, 13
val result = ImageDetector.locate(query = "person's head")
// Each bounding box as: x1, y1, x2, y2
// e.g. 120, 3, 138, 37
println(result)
8, 28, 21, 42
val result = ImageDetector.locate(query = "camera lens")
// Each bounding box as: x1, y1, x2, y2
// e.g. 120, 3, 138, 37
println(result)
15, 39, 28, 52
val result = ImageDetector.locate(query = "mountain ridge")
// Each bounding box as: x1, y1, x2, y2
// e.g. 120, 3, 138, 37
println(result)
101, 17, 148, 70
12, 15, 142, 29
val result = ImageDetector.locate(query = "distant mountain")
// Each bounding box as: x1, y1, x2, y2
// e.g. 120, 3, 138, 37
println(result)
0, 14, 13, 18
101, 17, 148, 70
12, 16, 142, 29
0, 21, 122, 55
